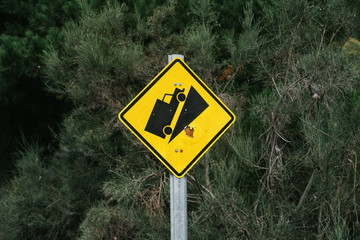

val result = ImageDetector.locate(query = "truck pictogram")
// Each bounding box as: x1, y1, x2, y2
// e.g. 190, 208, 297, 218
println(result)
145, 88, 186, 138
145, 86, 209, 143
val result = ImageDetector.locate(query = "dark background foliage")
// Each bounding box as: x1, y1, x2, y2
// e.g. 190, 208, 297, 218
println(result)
1, 0, 360, 239
0, 0, 80, 182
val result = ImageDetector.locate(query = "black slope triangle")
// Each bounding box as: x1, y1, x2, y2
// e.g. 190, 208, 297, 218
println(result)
169, 86, 209, 143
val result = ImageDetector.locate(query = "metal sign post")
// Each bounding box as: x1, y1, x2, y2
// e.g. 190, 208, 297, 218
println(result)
170, 173, 187, 240
168, 54, 187, 240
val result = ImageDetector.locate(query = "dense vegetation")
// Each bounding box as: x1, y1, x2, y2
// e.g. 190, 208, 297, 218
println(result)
0, 0, 79, 182
1, 0, 360, 239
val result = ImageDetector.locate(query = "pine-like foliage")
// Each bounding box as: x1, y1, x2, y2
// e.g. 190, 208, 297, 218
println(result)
0, 0, 80, 182
0, 144, 108, 239
1, 0, 360, 239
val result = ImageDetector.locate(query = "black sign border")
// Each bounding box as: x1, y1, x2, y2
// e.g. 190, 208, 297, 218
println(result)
119, 59, 235, 177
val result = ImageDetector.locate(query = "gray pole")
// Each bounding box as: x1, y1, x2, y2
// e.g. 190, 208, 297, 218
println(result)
168, 54, 188, 240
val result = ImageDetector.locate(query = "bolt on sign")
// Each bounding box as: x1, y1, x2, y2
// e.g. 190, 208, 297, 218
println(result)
119, 58, 235, 178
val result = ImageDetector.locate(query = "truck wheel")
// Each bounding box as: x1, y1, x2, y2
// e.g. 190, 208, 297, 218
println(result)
163, 125, 172, 135
177, 92, 186, 102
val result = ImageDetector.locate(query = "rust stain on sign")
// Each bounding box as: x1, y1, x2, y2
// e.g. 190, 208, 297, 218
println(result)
184, 126, 195, 138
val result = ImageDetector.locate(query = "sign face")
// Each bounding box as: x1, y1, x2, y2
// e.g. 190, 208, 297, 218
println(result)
119, 58, 235, 178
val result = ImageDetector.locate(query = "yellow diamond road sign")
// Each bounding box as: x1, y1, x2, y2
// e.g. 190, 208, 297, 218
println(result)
119, 58, 235, 178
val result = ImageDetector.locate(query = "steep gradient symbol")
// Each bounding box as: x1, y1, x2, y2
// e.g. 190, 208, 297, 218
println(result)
168, 86, 208, 142
144, 86, 208, 142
